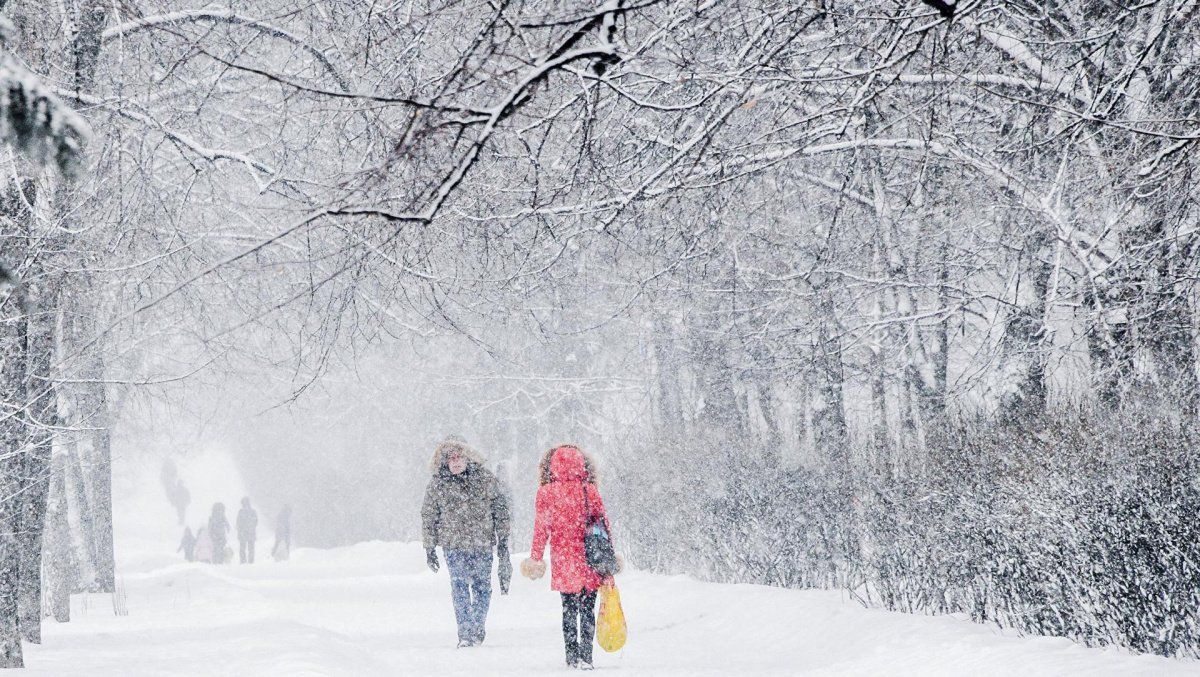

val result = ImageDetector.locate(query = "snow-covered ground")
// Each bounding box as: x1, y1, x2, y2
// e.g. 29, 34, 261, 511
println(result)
22, 539, 1197, 676
24, 448, 1195, 676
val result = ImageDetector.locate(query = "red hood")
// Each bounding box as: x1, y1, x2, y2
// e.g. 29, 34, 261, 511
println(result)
550, 446, 588, 482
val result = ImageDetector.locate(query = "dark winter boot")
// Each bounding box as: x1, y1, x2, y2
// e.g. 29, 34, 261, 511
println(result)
576, 642, 593, 669
565, 640, 579, 668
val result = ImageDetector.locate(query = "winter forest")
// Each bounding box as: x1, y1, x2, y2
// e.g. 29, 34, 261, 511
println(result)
1, 0, 1200, 674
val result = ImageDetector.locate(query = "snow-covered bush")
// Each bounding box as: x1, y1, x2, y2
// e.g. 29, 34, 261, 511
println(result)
617, 435, 858, 589
866, 414, 1200, 658
620, 413, 1200, 659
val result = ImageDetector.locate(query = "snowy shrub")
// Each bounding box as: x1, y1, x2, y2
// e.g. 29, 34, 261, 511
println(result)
865, 413, 1200, 658
620, 414, 1200, 659
617, 436, 858, 589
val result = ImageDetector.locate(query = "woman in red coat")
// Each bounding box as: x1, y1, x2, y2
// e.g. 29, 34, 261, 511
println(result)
522, 445, 613, 670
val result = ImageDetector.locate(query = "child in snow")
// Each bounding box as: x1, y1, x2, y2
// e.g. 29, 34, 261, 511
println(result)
421, 438, 513, 647
177, 526, 197, 562
521, 445, 618, 670
193, 526, 213, 563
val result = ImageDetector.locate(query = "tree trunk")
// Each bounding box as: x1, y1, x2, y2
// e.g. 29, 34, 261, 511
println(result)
756, 384, 784, 468
1001, 230, 1051, 418
868, 242, 891, 459
0, 182, 32, 667
0, 410, 25, 666
89, 377, 114, 593
42, 451, 72, 623
0, 472, 22, 666
651, 317, 686, 438
929, 239, 950, 414
17, 278, 55, 643
811, 287, 848, 477
65, 448, 99, 593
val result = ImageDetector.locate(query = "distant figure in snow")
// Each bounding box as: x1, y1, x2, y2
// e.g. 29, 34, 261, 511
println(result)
173, 482, 190, 525
193, 526, 213, 563
237, 497, 258, 564
422, 438, 512, 648
177, 526, 197, 562
272, 504, 292, 561
208, 503, 230, 564
521, 445, 619, 670
159, 459, 191, 525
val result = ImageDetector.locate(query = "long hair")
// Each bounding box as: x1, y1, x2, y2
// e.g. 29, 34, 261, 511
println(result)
537, 445, 599, 486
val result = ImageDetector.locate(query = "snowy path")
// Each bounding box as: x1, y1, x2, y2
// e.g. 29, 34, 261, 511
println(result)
24, 542, 1196, 676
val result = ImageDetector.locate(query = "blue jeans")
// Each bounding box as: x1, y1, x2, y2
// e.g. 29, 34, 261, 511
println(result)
445, 549, 493, 642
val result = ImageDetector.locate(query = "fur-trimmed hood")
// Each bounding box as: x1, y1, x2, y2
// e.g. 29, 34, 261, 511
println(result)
538, 445, 598, 486
429, 439, 487, 474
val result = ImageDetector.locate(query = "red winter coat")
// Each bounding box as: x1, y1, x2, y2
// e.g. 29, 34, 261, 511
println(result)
530, 446, 612, 593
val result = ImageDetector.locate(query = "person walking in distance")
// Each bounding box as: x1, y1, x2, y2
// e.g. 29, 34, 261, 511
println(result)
177, 526, 197, 562
521, 445, 617, 670
421, 438, 512, 647
272, 504, 292, 561
237, 497, 258, 564
208, 503, 230, 564
193, 526, 212, 563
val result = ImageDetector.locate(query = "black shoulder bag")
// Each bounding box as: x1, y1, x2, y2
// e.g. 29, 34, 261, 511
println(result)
581, 482, 617, 576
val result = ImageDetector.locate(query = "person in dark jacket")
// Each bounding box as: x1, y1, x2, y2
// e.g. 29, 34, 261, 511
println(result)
421, 438, 512, 647
208, 503, 230, 564
237, 497, 258, 564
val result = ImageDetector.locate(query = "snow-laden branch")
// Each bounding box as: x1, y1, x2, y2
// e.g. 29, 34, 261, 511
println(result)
194, 50, 491, 118
794, 67, 1093, 108
889, 71, 1091, 108
1137, 139, 1195, 178
958, 16, 1097, 104
802, 138, 934, 155
63, 89, 276, 188
419, 43, 619, 223
101, 9, 352, 93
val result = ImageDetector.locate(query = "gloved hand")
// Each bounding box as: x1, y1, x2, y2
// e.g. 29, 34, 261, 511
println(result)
497, 540, 512, 594
520, 557, 546, 580
426, 548, 439, 573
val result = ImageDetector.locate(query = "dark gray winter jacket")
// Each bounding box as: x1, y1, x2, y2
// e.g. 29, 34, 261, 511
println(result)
421, 464, 511, 551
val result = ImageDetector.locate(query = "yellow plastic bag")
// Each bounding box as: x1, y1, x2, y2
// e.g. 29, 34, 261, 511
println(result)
596, 583, 627, 652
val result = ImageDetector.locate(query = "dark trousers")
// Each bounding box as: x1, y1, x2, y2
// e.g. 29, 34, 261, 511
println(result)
561, 590, 597, 665
239, 538, 255, 564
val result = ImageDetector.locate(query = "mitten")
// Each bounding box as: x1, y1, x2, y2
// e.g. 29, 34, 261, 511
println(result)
520, 557, 546, 580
